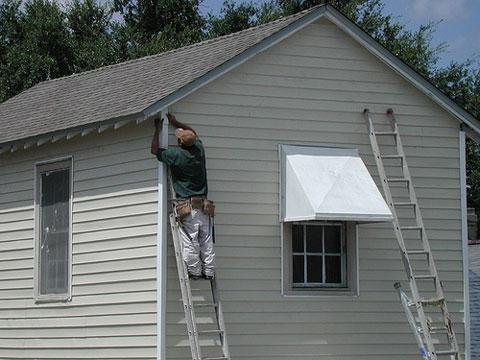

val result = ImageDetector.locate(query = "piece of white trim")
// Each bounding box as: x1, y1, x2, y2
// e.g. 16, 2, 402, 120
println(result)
156, 109, 169, 360
114, 119, 132, 130
51, 134, 65, 143
24, 141, 35, 149
66, 131, 81, 140
37, 137, 51, 146
460, 131, 470, 359
98, 124, 112, 133
81, 128, 95, 137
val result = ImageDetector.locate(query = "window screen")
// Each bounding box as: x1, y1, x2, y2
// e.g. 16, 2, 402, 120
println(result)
292, 223, 346, 288
36, 161, 71, 298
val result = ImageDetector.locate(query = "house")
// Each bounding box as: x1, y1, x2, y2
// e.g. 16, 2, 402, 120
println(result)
0, 4, 477, 359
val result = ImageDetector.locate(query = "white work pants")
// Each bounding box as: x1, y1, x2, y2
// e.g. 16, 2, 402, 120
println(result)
179, 208, 215, 277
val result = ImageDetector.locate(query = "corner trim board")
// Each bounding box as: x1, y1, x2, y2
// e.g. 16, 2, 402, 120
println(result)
156, 109, 169, 360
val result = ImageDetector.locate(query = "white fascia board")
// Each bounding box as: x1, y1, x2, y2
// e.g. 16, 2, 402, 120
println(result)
142, 5, 328, 119
324, 7, 480, 134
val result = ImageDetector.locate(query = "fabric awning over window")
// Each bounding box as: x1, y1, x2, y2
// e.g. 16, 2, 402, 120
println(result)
280, 145, 393, 223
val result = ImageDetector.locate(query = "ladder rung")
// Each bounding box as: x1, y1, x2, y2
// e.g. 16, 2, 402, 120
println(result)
381, 154, 403, 159
194, 303, 218, 308
203, 357, 229, 360
435, 350, 457, 356
198, 329, 224, 334
413, 274, 436, 280
387, 177, 409, 182
375, 131, 397, 136
400, 226, 422, 231
420, 297, 445, 306
407, 250, 428, 255
430, 325, 448, 333
394, 202, 415, 207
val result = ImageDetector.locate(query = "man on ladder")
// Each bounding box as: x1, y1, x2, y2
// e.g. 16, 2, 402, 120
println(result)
150, 113, 216, 280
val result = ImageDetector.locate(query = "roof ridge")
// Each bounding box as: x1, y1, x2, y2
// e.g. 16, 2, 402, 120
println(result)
43, 6, 317, 85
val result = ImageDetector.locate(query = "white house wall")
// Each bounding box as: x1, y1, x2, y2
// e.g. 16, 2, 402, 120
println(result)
168, 17, 465, 359
0, 122, 158, 358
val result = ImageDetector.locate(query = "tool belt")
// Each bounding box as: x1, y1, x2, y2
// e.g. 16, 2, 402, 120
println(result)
175, 196, 215, 219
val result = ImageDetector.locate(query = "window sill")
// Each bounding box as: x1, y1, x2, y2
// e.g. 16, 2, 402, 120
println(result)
282, 288, 359, 298
34, 294, 71, 304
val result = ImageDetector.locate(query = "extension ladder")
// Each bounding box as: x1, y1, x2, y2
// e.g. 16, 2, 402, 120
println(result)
364, 108, 461, 360
169, 212, 231, 360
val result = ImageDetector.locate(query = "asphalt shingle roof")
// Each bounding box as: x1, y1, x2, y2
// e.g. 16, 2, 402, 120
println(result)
0, 8, 314, 145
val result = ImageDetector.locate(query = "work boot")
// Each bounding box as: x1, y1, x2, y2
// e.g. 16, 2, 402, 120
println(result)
189, 273, 202, 280
203, 272, 214, 280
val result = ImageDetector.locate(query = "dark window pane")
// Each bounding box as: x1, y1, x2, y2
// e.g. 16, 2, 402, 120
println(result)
292, 225, 304, 253
325, 256, 342, 283
307, 256, 322, 283
306, 225, 322, 253
293, 255, 304, 283
324, 225, 341, 253
39, 167, 70, 295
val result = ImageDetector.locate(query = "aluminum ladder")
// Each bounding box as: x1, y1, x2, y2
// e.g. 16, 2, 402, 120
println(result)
364, 108, 461, 360
169, 212, 231, 360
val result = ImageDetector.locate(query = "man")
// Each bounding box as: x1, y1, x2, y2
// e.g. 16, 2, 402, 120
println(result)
151, 113, 215, 280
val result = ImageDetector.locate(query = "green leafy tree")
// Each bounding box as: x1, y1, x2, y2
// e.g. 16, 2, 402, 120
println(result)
0, 0, 73, 101
112, 0, 205, 56
67, 0, 119, 72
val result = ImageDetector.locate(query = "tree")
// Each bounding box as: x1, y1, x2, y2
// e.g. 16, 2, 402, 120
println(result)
67, 0, 119, 72
0, 0, 73, 101
112, 0, 205, 56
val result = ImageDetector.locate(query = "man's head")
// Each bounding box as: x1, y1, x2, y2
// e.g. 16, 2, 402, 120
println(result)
175, 128, 197, 147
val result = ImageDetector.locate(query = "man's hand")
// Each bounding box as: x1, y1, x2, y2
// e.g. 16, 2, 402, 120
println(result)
167, 113, 176, 123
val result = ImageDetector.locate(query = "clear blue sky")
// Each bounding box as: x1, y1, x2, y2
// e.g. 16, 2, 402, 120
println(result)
200, 0, 480, 69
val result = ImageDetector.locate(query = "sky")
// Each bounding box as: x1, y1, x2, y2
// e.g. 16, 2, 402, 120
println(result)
199, 0, 480, 69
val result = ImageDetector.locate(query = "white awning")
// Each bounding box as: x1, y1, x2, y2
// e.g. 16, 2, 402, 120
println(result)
280, 145, 393, 223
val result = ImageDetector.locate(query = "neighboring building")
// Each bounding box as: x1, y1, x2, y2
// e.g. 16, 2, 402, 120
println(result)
0, 4, 478, 359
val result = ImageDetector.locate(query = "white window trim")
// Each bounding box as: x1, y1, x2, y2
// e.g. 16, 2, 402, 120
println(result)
34, 156, 73, 303
282, 221, 359, 297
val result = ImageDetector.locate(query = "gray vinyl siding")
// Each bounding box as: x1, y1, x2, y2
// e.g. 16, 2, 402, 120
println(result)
0, 122, 158, 359
167, 18, 465, 359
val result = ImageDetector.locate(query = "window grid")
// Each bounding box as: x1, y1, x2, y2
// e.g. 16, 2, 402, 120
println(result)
292, 223, 346, 288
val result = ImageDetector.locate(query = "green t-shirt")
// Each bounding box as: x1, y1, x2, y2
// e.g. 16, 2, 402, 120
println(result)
157, 139, 208, 199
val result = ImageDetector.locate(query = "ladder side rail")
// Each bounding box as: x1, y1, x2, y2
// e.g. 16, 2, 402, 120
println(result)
364, 109, 438, 359
170, 214, 203, 360
210, 278, 231, 359
388, 111, 460, 359
388, 111, 443, 295
395, 283, 431, 360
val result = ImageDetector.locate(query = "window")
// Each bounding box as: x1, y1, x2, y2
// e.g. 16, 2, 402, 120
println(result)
35, 159, 72, 302
292, 223, 346, 288
282, 221, 358, 296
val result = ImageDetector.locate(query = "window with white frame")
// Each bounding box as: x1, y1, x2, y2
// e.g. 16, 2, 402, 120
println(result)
35, 159, 72, 301
292, 223, 346, 288
283, 221, 357, 295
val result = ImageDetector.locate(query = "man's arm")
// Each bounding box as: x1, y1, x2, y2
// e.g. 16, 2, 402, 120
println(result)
167, 113, 197, 135
150, 117, 162, 155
